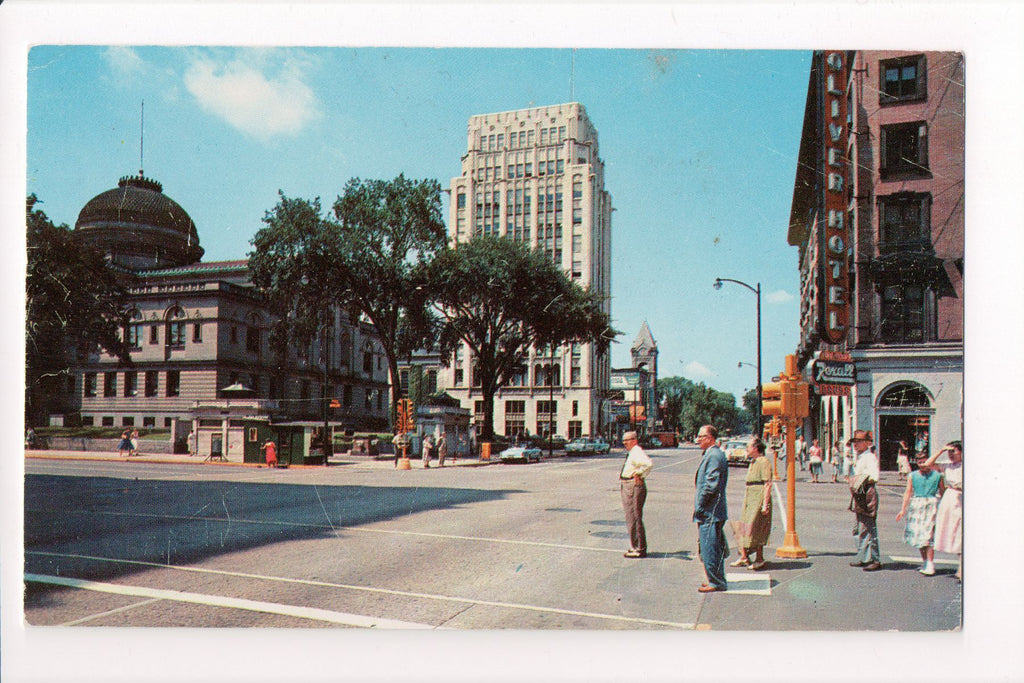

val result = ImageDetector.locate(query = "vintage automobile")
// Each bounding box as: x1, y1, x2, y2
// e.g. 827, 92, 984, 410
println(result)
499, 445, 543, 463
565, 438, 611, 455
725, 439, 754, 467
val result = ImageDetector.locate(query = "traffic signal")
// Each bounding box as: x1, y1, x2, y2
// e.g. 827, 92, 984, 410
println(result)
762, 381, 784, 416
396, 401, 407, 433
793, 381, 810, 418
398, 398, 416, 433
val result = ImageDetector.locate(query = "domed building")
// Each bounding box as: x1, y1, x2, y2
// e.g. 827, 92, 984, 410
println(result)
75, 172, 204, 271
64, 172, 389, 463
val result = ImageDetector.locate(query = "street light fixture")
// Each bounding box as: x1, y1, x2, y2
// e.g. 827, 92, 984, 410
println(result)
714, 277, 763, 436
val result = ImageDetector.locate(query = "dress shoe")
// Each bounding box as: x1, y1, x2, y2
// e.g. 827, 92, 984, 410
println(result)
698, 584, 726, 593
849, 561, 866, 567
862, 562, 882, 571
624, 549, 645, 558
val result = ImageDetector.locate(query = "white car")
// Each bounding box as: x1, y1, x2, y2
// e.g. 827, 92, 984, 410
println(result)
725, 440, 753, 467
499, 446, 542, 463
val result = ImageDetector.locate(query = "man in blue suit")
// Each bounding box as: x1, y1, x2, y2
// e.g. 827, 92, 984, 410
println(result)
693, 424, 729, 593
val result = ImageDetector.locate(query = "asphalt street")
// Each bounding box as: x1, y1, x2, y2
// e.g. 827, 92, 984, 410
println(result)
23, 445, 960, 632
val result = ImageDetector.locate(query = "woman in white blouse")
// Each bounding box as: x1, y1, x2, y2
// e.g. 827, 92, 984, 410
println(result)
927, 441, 963, 581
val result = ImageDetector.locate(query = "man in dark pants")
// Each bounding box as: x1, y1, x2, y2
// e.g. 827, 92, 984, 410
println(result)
619, 431, 653, 558
693, 424, 729, 592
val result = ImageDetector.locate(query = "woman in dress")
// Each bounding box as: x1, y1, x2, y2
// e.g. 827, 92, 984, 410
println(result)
730, 437, 773, 571
128, 428, 140, 457
808, 438, 823, 483
896, 441, 911, 483
830, 440, 842, 483
896, 452, 944, 575
928, 441, 963, 581
117, 428, 132, 457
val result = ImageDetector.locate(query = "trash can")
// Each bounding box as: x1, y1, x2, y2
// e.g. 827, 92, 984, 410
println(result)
481, 442, 491, 460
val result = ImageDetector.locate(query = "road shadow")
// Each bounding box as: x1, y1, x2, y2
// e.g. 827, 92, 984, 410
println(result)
24, 474, 522, 587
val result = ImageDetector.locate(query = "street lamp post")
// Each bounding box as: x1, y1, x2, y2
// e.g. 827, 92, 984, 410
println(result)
714, 278, 762, 435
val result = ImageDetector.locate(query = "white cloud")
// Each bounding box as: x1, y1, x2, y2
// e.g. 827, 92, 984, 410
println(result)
683, 361, 715, 379
103, 46, 146, 77
184, 51, 321, 141
765, 289, 793, 304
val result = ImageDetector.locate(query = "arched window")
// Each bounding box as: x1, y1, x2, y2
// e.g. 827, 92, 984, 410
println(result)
878, 383, 931, 408
165, 306, 186, 347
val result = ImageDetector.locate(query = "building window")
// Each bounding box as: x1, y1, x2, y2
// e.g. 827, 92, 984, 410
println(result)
363, 350, 373, 374
124, 371, 138, 397
143, 416, 156, 427
166, 307, 186, 347
150, 324, 159, 345
878, 193, 931, 254
571, 366, 582, 386
104, 371, 117, 397
84, 372, 97, 397
399, 369, 410, 396
164, 417, 173, 428
246, 321, 260, 354
102, 416, 114, 427
880, 54, 926, 104
145, 371, 158, 397
193, 321, 202, 343
126, 310, 143, 348
567, 420, 583, 440
880, 121, 928, 177
81, 416, 94, 426
572, 400, 579, 416
880, 284, 930, 343
426, 369, 438, 395
166, 370, 180, 397
454, 367, 464, 385
122, 416, 134, 427
230, 326, 238, 344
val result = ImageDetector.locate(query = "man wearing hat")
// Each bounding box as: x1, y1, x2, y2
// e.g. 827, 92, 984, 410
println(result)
848, 429, 882, 571
619, 431, 653, 558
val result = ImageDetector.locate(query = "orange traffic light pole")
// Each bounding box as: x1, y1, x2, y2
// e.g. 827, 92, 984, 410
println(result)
395, 399, 414, 470
776, 354, 807, 559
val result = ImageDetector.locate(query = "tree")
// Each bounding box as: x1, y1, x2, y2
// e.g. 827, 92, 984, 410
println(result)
423, 235, 616, 440
677, 382, 743, 439
656, 376, 697, 432
25, 195, 130, 426
249, 175, 446, 424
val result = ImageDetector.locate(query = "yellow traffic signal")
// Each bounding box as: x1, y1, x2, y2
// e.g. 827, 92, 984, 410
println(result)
793, 381, 810, 418
762, 381, 783, 416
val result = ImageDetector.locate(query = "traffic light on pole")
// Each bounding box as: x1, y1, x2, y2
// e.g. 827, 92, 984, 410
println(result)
762, 381, 783, 417
404, 399, 416, 430
396, 401, 407, 433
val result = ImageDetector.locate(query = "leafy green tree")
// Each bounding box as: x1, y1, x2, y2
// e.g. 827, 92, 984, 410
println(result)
656, 376, 697, 432
741, 387, 759, 433
678, 382, 742, 439
25, 195, 129, 426
422, 235, 615, 440
249, 175, 446, 422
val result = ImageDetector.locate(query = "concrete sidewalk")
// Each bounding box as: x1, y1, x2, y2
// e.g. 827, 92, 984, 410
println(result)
24, 447, 500, 470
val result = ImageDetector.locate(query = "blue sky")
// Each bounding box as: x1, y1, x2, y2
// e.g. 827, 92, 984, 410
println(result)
27, 45, 810, 404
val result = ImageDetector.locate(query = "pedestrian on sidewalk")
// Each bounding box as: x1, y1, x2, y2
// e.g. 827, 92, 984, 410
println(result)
117, 428, 132, 457
129, 428, 140, 457
896, 441, 911, 483
437, 433, 447, 467
927, 441, 963, 580
829, 440, 842, 483
842, 441, 856, 483
619, 430, 652, 558
422, 434, 434, 469
808, 438, 823, 483
849, 430, 882, 571
896, 452, 944, 575
731, 436, 772, 571
694, 424, 729, 592
261, 438, 278, 468
795, 434, 807, 471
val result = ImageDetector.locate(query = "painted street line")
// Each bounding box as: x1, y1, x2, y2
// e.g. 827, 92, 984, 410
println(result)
27, 553, 696, 629
58, 598, 161, 626
724, 573, 772, 596
26, 573, 434, 629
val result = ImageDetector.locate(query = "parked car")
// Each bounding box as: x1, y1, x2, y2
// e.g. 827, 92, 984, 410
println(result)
499, 445, 542, 463
725, 439, 754, 467
590, 438, 611, 454
565, 438, 595, 455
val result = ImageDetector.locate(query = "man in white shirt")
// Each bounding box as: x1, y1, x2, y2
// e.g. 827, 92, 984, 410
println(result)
849, 429, 882, 571
619, 431, 653, 558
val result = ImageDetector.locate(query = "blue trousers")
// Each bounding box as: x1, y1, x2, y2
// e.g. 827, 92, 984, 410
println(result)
855, 513, 881, 564
697, 520, 728, 589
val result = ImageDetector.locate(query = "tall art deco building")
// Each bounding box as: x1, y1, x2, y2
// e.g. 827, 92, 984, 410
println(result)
445, 103, 613, 440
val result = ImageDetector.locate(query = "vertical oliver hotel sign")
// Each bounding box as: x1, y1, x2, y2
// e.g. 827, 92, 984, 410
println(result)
820, 51, 849, 344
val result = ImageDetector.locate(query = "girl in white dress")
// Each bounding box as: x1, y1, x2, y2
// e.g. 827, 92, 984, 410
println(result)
929, 441, 963, 581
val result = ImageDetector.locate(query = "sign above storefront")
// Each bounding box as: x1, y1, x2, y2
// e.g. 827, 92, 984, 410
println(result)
813, 350, 855, 396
